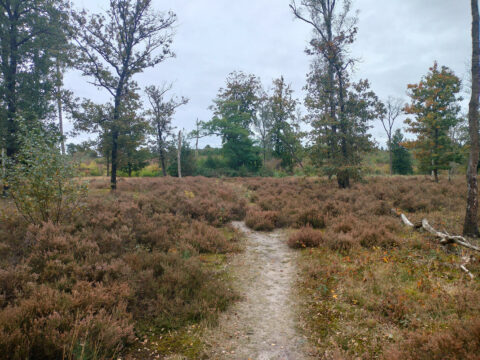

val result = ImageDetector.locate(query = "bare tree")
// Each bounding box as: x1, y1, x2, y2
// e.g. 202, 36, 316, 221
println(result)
464, 0, 480, 237
73, 0, 177, 190
145, 84, 188, 176
379, 97, 403, 174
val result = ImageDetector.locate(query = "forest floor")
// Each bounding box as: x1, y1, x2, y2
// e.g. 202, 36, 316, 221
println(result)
199, 222, 314, 360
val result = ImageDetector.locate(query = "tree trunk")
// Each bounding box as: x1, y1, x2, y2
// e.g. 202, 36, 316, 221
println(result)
434, 168, 439, 183
160, 150, 167, 177
56, 58, 65, 155
106, 153, 110, 177
1, 148, 6, 197
195, 118, 199, 159
177, 130, 182, 178
464, 0, 480, 237
111, 129, 119, 190
388, 138, 393, 175
6, 20, 18, 159
337, 170, 350, 189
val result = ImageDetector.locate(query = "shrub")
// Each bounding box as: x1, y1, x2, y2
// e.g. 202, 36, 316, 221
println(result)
297, 207, 326, 229
355, 225, 399, 249
288, 227, 323, 249
6, 127, 87, 225
245, 210, 279, 231
325, 231, 357, 254
385, 319, 480, 360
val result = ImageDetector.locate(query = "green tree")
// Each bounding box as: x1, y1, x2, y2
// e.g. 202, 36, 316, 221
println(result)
391, 129, 413, 175
0, 0, 70, 157
292, 0, 381, 188
204, 71, 262, 172
404, 62, 462, 182
268, 77, 303, 171
72, 0, 177, 190
69, 89, 149, 179
116, 93, 150, 177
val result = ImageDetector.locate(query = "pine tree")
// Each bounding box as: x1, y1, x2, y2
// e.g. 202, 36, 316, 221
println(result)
391, 129, 413, 175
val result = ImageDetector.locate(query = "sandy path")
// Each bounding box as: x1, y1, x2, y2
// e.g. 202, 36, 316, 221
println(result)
202, 222, 312, 360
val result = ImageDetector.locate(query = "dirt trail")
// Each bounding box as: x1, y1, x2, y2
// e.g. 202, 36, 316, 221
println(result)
202, 222, 312, 360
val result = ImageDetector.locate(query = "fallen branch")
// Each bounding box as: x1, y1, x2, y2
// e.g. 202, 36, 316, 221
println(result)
392, 209, 479, 279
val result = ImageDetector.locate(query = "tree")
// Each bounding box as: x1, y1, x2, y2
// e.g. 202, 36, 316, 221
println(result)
379, 97, 404, 174
464, 0, 480, 237
269, 77, 303, 171
204, 71, 262, 172
145, 84, 188, 176
254, 92, 273, 164
72, 0, 177, 190
116, 92, 150, 177
0, 0, 70, 156
167, 134, 196, 177
404, 62, 462, 183
292, 0, 380, 188
391, 129, 413, 175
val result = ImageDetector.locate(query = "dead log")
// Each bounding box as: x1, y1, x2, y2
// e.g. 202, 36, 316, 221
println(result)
392, 209, 479, 279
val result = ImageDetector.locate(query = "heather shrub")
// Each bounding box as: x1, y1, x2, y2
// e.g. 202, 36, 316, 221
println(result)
125, 251, 237, 330
245, 209, 277, 231
355, 225, 399, 249
324, 231, 357, 254
296, 207, 326, 229
0, 283, 134, 360
180, 220, 239, 253
288, 227, 324, 249
385, 319, 480, 360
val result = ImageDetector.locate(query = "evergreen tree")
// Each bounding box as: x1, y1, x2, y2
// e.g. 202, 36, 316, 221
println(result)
404, 62, 462, 182
391, 129, 413, 175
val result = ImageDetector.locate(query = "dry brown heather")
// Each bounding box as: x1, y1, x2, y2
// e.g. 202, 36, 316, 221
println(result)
0, 177, 246, 359
1, 176, 480, 359
241, 176, 480, 359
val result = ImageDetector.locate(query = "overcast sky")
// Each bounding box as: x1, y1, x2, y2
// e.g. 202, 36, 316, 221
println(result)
65, 0, 472, 148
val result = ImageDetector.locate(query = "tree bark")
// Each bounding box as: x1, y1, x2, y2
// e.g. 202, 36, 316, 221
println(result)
464, 0, 480, 237
177, 130, 182, 178
6, 30, 18, 158
56, 58, 65, 155
388, 138, 393, 175
1, 147, 6, 197
110, 80, 124, 190
110, 129, 119, 189
106, 153, 110, 177
160, 149, 167, 176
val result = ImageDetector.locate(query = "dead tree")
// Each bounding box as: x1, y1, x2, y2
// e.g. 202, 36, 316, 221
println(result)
379, 97, 403, 174
145, 84, 188, 176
